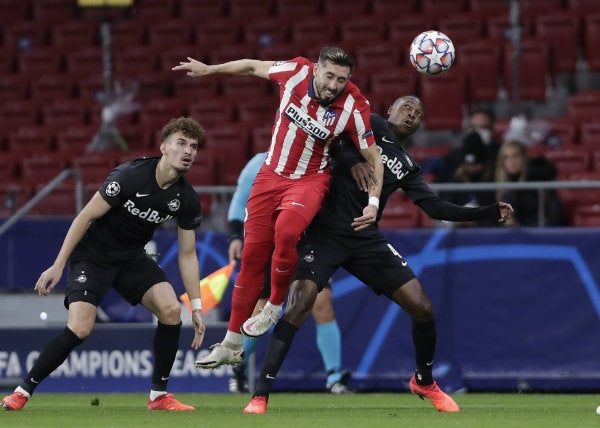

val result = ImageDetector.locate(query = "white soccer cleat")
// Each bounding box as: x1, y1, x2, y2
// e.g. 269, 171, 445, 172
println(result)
195, 343, 243, 369
241, 303, 282, 337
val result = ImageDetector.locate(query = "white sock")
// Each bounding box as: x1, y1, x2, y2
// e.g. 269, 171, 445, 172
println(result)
15, 386, 31, 398
149, 390, 167, 401
223, 331, 243, 349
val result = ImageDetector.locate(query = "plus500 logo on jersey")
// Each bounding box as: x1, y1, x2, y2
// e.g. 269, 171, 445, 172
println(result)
284, 104, 330, 140
123, 200, 173, 224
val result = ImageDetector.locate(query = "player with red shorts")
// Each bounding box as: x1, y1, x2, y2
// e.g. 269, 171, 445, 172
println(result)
174, 46, 383, 367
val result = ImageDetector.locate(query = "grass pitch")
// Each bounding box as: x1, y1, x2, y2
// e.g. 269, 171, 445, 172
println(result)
1, 392, 599, 428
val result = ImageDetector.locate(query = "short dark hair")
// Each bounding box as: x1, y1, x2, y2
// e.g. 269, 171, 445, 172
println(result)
161, 117, 205, 144
470, 107, 495, 123
318, 46, 355, 74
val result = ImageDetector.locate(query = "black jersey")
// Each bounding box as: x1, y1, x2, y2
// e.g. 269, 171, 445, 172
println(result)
310, 113, 499, 236
75, 157, 202, 264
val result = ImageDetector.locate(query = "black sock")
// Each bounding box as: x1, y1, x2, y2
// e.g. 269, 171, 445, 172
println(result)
412, 321, 437, 385
254, 320, 298, 397
151, 321, 181, 391
22, 327, 84, 395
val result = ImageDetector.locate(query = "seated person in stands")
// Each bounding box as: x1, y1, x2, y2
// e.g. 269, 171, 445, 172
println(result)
439, 132, 496, 226
494, 140, 567, 227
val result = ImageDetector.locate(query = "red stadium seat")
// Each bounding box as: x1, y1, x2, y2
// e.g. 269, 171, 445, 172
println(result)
0, 184, 31, 217
147, 19, 193, 48
579, 123, 600, 147
322, 0, 369, 16
0, 99, 41, 126
41, 99, 88, 127
126, 71, 173, 101
338, 16, 387, 45
3, 21, 49, 50
378, 193, 420, 230
545, 148, 591, 179
290, 17, 338, 46
31, 0, 76, 23
179, 0, 226, 19
134, 0, 177, 20
30, 74, 75, 100
573, 205, 600, 227
470, 0, 508, 15
21, 154, 67, 186
545, 118, 577, 146
71, 154, 117, 187
593, 151, 600, 171
188, 99, 236, 129
566, 95, 600, 126
503, 39, 550, 100
419, 73, 466, 130
183, 152, 218, 186
55, 125, 98, 154
113, 46, 158, 77
16, 49, 63, 76
237, 99, 277, 127
220, 75, 273, 99
534, 13, 580, 73
584, 14, 600, 71
273, 0, 321, 17
28, 183, 78, 216
109, 21, 146, 47
193, 20, 242, 46
250, 126, 273, 155
0, 0, 29, 26
65, 47, 103, 75
0, 74, 28, 100
242, 19, 291, 46
566, 0, 600, 15
456, 41, 502, 102
228, 0, 273, 18
138, 98, 187, 128
50, 21, 98, 52
354, 45, 403, 71
366, 72, 418, 114
421, 0, 468, 18
207, 44, 257, 65
437, 15, 485, 45
0, 153, 21, 182
371, 0, 417, 15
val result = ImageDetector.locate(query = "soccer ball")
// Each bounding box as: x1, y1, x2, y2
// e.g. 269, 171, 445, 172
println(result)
409, 30, 455, 75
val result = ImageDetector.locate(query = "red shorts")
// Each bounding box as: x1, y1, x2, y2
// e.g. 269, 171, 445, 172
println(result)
243, 167, 331, 245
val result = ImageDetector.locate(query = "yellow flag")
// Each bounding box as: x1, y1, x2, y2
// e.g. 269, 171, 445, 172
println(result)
180, 261, 235, 314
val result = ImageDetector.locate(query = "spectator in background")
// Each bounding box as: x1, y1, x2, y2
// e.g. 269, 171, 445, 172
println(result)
439, 132, 496, 225
435, 108, 501, 183
495, 141, 567, 227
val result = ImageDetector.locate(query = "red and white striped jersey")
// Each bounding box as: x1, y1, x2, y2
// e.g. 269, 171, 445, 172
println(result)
264, 57, 375, 179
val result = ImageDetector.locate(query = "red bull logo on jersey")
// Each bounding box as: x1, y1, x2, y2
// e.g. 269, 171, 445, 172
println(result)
381, 152, 409, 180
123, 200, 173, 224
284, 104, 330, 140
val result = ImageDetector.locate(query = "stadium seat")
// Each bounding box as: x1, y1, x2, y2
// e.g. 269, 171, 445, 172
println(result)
378, 193, 420, 230
421, 0, 468, 17
338, 16, 387, 45
354, 44, 403, 71
520, 0, 564, 13
367, 72, 418, 113
16, 49, 63, 76
566, 0, 600, 15
138, 97, 187, 128
133, 0, 177, 20
593, 151, 600, 171
55, 125, 98, 154
387, 17, 436, 51
204, 125, 251, 184
290, 17, 338, 46
71, 154, 117, 187
113, 46, 158, 77
566, 95, 600, 126
109, 21, 146, 47
65, 47, 103, 76
418, 73, 466, 130
573, 204, 600, 227
470, 0, 508, 15
242, 19, 291, 46
255, 43, 307, 61
237, 99, 277, 127
147, 19, 193, 48
28, 183, 78, 216
188, 99, 236, 129
30, 74, 75, 100
124, 71, 173, 101
49, 21, 98, 51
0, 74, 28, 101
20, 154, 67, 186
456, 41, 502, 102
0, 0, 29, 26
207, 44, 257, 65
579, 123, 600, 147
3, 21, 49, 50
32, 0, 76, 22
193, 20, 242, 46
41, 99, 88, 127
250, 126, 273, 155
158, 46, 207, 72
179, 0, 226, 19
503, 39, 550, 100
371, 0, 417, 15
534, 14, 580, 73
0, 152, 20, 182
227, 0, 273, 18
584, 14, 600, 71
184, 152, 218, 186
437, 15, 485, 45
545, 118, 577, 146
273, 0, 321, 17
544, 148, 591, 179
119, 125, 152, 152
220, 75, 273, 99
0, 99, 42, 127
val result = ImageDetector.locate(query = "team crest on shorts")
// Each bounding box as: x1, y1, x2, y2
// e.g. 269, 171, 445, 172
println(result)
167, 199, 180, 211
303, 252, 315, 263
105, 181, 120, 197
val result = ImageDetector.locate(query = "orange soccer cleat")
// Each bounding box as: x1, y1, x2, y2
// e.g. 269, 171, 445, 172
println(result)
243, 395, 268, 414
147, 393, 195, 411
409, 375, 460, 412
2, 392, 28, 411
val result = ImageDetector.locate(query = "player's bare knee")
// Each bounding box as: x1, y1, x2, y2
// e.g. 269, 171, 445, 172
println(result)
67, 323, 94, 340
155, 301, 181, 323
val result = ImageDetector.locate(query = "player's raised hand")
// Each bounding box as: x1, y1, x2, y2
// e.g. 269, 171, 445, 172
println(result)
35, 264, 64, 296
172, 57, 209, 78
351, 204, 378, 231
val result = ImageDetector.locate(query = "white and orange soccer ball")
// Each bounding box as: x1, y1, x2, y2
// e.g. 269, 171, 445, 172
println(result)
409, 30, 455, 75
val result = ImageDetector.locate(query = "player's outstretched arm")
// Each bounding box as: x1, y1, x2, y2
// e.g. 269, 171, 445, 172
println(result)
172, 57, 274, 80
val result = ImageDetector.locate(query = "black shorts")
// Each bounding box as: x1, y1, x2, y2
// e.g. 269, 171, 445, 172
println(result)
293, 228, 416, 297
259, 259, 331, 299
64, 251, 168, 309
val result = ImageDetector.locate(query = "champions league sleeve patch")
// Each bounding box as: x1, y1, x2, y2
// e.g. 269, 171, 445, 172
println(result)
105, 181, 121, 197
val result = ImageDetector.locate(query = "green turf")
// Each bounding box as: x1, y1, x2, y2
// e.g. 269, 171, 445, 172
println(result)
1, 392, 599, 428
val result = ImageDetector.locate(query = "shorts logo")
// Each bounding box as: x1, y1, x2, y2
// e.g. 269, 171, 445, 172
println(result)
303, 253, 314, 263
76, 274, 87, 283
105, 181, 121, 197
167, 199, 180, 211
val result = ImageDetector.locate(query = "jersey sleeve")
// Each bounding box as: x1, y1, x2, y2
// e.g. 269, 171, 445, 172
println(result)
177, 184, 202, 230
268, 57, 306, 84
346, 94, 375, 151
98, 162, 136, 207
